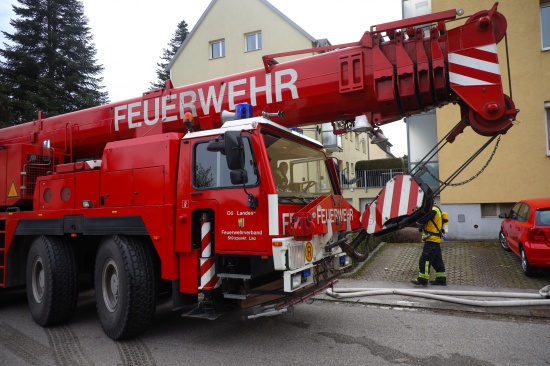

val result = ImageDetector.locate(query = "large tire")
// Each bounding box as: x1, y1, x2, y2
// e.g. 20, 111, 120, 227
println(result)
26, 235, 78, 326
94, 235, 157, 340
499, 229, 512, 252
520, 246, 536, 277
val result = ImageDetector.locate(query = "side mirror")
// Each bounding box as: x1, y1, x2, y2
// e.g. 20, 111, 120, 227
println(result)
230, 169, 248, 185
498, 213, 508, 219
225, 131, 245, 170
207, 138, 225, 154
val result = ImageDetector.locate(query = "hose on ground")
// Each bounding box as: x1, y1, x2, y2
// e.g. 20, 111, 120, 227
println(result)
326, 285, 550, 307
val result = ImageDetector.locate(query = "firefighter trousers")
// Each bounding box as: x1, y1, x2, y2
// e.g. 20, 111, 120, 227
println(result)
417, 241, 446, 284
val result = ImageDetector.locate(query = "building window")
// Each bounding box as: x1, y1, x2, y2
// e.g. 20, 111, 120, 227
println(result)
361, 139, 367, 153
355, 134, 360, 150
481, 203, 515, 218
210, 40, 225, 59
542, 3, 550, 50
245, 32, 262, 52
546, 102, 550, 155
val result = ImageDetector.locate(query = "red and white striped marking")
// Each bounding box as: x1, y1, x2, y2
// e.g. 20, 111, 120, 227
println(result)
200, 258, 219, 290
361, 175, 424, 234
448, 44, 500, 86
199, 219, 219, 291
201, 220, 212, 257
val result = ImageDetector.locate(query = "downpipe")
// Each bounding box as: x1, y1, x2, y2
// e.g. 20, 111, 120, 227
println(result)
326, 285, 550, 307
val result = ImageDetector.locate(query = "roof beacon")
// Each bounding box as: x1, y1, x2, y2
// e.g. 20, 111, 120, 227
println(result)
235, 103, 253, 120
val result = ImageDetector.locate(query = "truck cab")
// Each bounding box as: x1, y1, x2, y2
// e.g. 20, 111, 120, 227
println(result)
175, 116, 360, 309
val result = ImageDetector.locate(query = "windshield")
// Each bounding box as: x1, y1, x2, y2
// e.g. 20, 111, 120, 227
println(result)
262, 131, 334, 201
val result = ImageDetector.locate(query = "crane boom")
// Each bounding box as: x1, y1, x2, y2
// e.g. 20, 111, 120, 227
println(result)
0, 4, 516, 160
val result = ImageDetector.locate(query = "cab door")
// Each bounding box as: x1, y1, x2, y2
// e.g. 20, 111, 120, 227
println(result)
190, 136, 268, 254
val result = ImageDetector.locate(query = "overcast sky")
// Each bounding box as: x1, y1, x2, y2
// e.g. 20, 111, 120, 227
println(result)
0, 0, 408, 156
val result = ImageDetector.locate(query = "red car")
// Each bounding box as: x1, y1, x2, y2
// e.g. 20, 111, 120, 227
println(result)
499, 198, 550, 276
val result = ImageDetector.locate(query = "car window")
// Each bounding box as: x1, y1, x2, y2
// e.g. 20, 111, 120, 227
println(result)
517, 204, 530, 222
510, 202, 522, 220
536, 209, 550, 226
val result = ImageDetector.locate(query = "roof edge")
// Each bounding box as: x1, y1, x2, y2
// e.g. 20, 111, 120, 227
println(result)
166, 0, 217, 72
260, 0, 317, 43
166, 0, 326, 73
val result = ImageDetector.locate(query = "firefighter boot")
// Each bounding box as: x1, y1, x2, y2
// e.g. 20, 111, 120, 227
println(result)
411, 279, 428, 286
430, 272, 447, 286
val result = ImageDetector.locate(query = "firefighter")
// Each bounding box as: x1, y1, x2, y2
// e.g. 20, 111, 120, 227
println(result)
411, 204, 447, 286
274, 161, 289, 190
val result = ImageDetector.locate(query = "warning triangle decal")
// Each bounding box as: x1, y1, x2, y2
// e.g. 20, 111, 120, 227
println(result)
8, 180, 18, 198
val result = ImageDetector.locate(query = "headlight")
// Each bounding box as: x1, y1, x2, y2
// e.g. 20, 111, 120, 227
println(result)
340, 255, 351, 266
291, 273, 303, 289
335, 254, 351, 269
346, 256, 351, 266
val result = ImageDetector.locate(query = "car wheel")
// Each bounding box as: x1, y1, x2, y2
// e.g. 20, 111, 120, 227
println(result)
26, 235, 78, 327
520, 246, 536, 277
95, 235, 157, 340
499, 229, 512, 252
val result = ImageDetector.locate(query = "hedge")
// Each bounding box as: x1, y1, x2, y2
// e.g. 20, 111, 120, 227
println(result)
355, 158, 405, 171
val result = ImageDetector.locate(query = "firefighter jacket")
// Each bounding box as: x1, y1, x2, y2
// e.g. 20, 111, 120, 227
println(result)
421, 206, 443, 244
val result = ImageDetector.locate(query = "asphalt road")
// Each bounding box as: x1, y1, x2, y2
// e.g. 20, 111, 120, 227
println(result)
1, 286, 549, 366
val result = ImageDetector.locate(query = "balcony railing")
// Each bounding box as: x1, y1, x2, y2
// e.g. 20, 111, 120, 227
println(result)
338, 168, 406, 189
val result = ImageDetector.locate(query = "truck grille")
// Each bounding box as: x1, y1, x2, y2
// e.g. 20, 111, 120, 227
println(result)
288, 243, 305, 270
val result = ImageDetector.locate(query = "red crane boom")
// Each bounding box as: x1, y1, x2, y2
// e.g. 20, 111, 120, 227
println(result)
0, 4, 516, 160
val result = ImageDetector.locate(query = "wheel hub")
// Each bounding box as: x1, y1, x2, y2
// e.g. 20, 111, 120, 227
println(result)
32, 256, 45, 303
102, 259, 119, 312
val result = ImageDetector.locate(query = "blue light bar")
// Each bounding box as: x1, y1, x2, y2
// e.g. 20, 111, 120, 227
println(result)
235, 103, 253, 120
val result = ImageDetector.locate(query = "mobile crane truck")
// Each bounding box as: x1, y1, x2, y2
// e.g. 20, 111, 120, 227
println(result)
0, 3, 517, 340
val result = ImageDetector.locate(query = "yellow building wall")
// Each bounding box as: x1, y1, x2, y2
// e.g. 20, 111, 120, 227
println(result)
170, 0, 318, 86
433, 1, 550, 204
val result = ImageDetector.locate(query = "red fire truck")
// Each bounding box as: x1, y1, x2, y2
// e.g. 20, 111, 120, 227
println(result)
0, 4, 517, 339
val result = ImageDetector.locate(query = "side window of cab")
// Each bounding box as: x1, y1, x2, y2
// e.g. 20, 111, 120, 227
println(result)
193, 138, 258, 189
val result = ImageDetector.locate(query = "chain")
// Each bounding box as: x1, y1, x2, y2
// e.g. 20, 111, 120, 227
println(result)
425, 135, 501, 187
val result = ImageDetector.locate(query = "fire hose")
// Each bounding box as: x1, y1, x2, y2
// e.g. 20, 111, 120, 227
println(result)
326, 285, 550, 307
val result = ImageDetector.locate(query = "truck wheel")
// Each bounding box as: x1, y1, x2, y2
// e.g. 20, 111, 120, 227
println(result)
94, 235, 157, 340
26, 235, 78, 326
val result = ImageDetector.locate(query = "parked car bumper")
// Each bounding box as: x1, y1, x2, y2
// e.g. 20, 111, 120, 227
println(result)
525, 243, 550, 267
